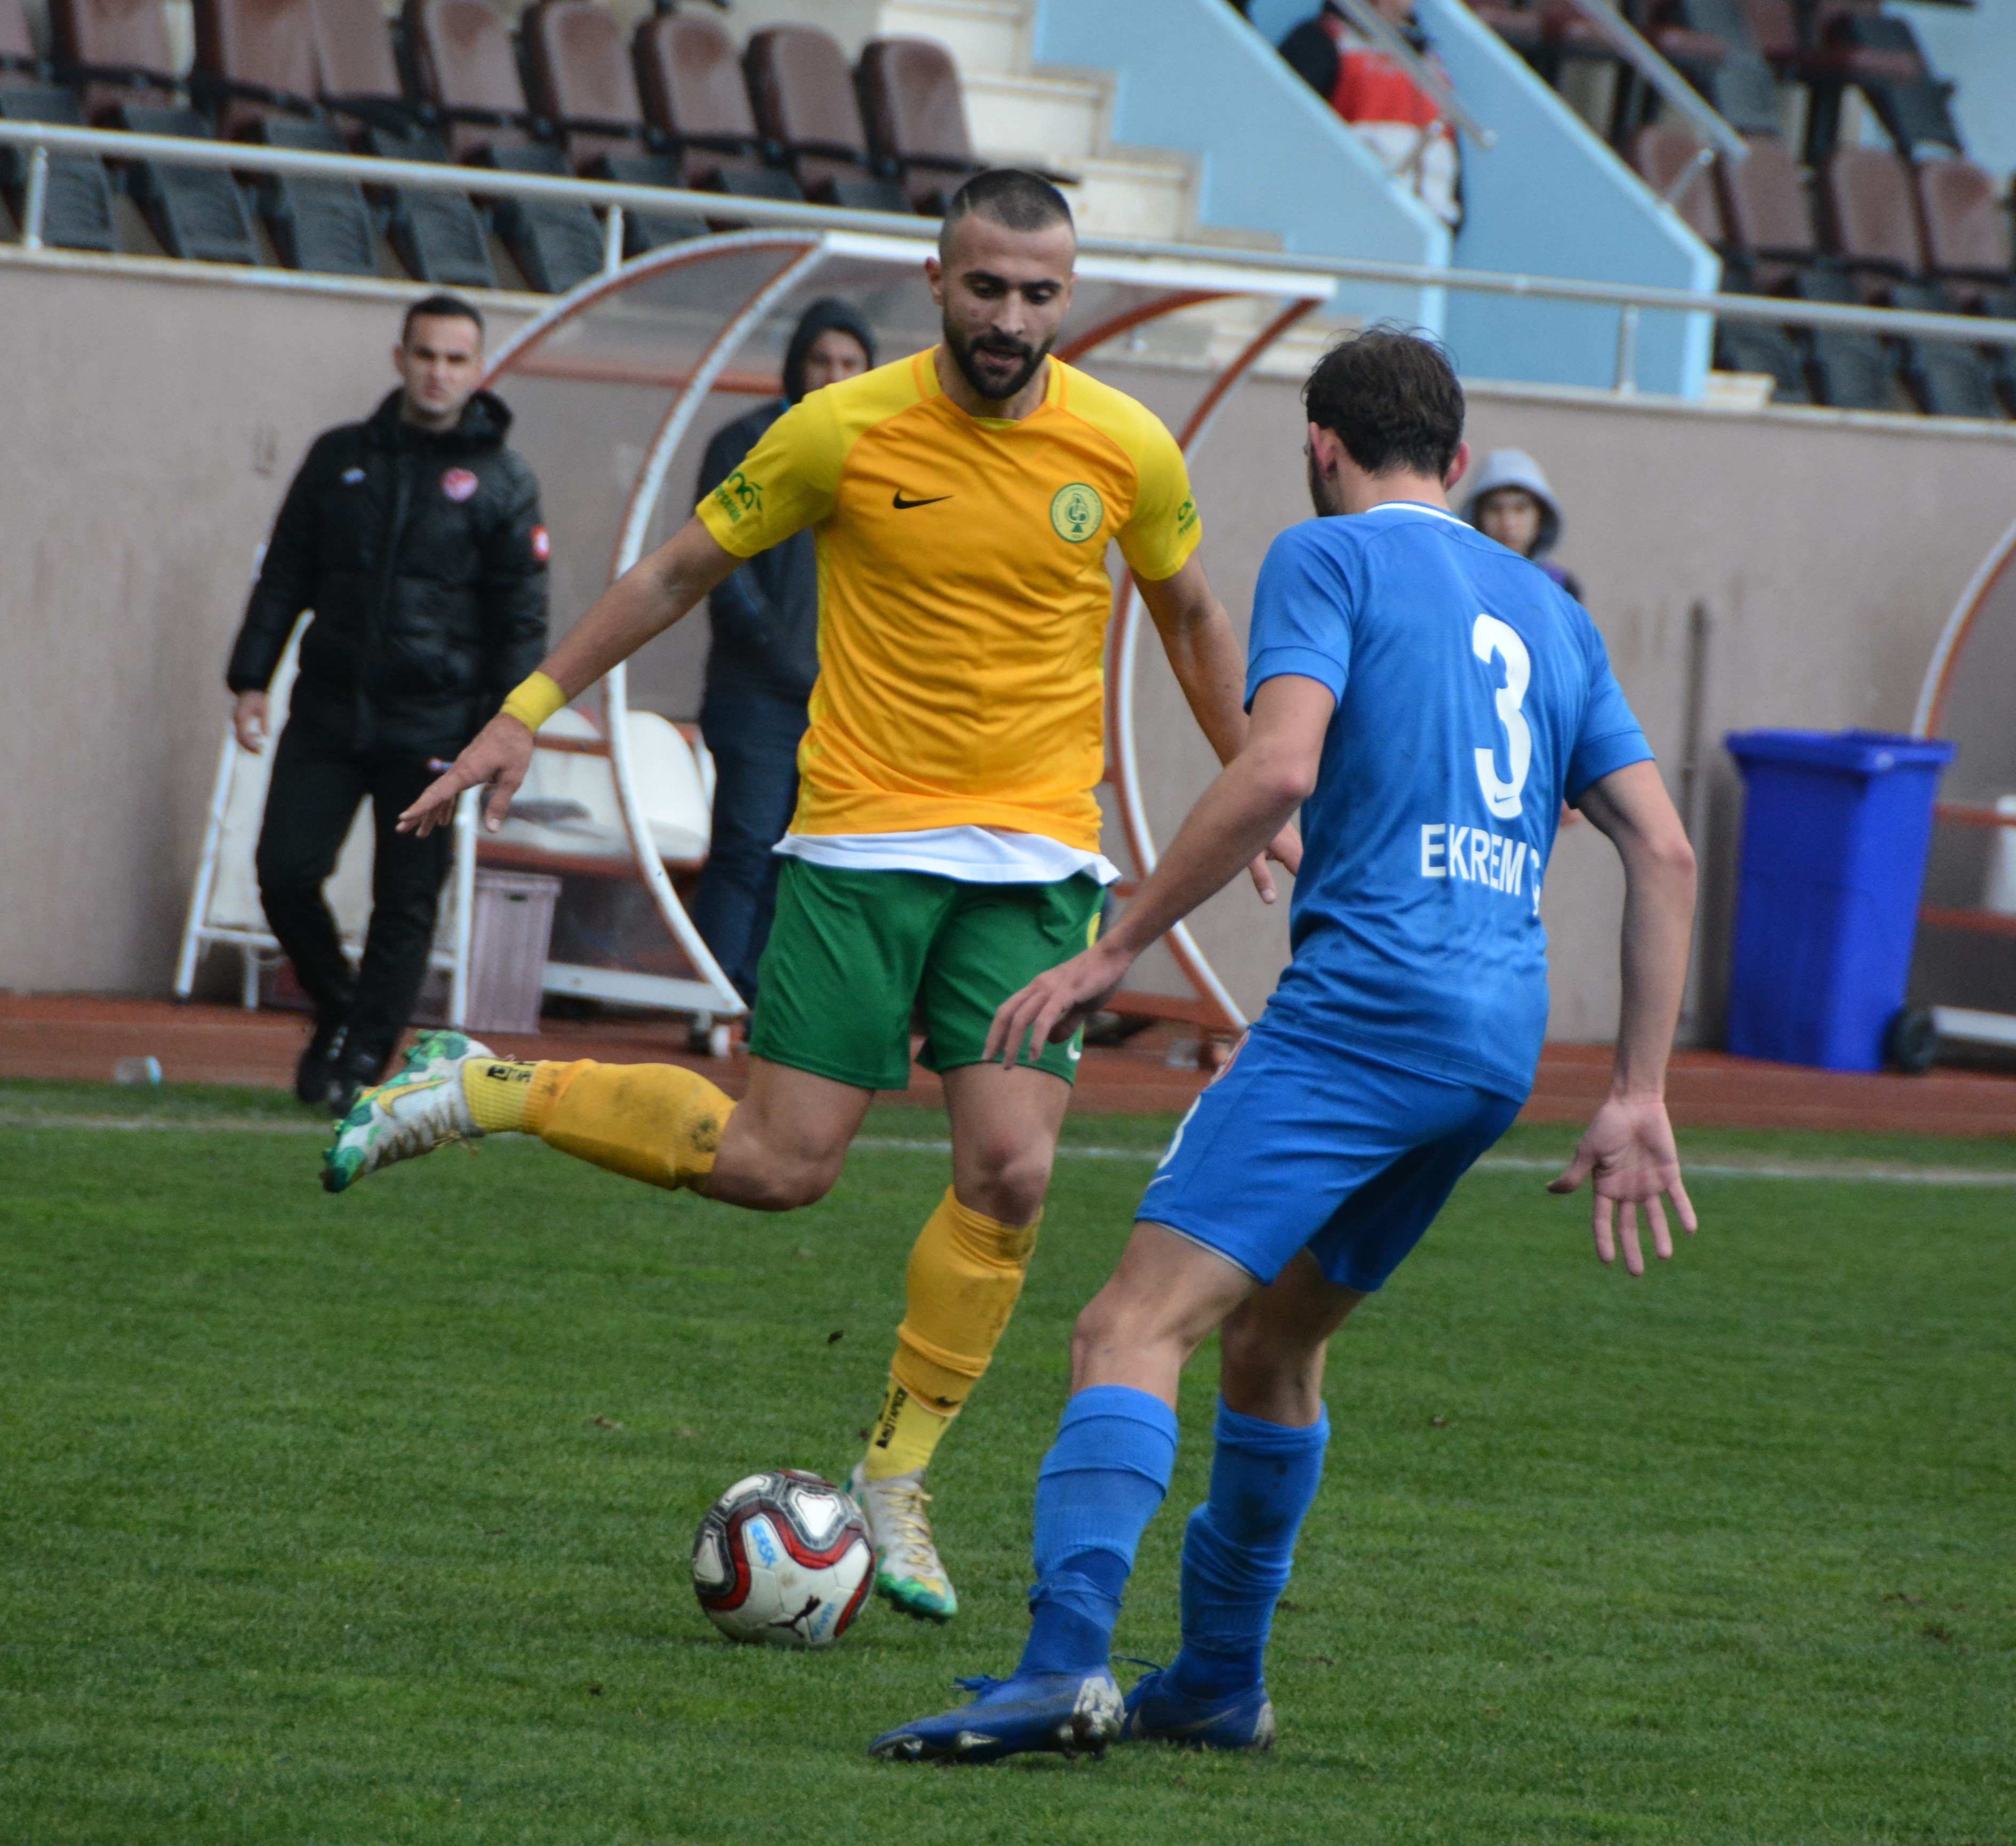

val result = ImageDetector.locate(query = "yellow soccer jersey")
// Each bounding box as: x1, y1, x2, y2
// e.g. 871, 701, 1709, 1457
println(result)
695, 348, 1200, 851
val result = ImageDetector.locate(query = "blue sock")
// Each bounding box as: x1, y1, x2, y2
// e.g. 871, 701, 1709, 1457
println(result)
1015, 1385, 1179, 1678
1168, 1399, 1329, 1700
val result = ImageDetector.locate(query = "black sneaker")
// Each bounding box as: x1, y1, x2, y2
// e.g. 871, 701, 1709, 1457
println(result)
328, 1042, 393, 1119
295, 1016, 348, 1108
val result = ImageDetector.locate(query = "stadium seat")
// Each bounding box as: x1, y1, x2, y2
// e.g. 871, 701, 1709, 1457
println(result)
191, 0, 317, 139
1469, 1, 1546, 58
0, 0, 116, 251
191, 0, 378, 274
856, 37, 979, 216
1887, 279, 2005, 420
1817, 145, 1924, 296
1817, 6, 1959, 158
522, 0, 642, 168
1648, 0, 1782, 136
1915, 156, 2013, 308
403, 0, 603, 293
305, 0, 495, 286
1629, 123, 1724, 246
1631, 127, 1808, 404
632, 9, 799, 200
1792, 262, 1901, 409
48, 0, 178, 121
1715, 132, 1817, 291
50, 0, 262, 262
1733, 0, 1918, 162
521, 0, 703, 254
744, 25, 909, 213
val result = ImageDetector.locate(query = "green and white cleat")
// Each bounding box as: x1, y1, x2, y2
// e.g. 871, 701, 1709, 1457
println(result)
848, 1463, 959, 1623
321, 1029, 493, 1194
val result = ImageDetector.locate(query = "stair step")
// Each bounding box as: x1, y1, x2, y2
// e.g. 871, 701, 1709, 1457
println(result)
876, 0, 1029, 75
962, 69, 1109, 163
1062, 152, 1198, 242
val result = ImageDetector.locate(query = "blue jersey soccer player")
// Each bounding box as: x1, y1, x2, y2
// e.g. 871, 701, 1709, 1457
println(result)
871, 328, 1700, 1763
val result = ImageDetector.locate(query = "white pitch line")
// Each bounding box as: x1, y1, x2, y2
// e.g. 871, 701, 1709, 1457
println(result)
2, 1119, 2011, 1188
855, 1138, 2016, 1188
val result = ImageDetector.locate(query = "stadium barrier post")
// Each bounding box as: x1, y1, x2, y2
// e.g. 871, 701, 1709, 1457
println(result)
20, 141, 48, 251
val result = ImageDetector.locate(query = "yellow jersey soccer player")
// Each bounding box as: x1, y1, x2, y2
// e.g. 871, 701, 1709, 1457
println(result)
322, 170, 1298, 1625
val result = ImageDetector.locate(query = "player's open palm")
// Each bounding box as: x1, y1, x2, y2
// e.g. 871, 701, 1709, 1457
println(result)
1549, 1094, 1696, 1277
397, 714, 536, 838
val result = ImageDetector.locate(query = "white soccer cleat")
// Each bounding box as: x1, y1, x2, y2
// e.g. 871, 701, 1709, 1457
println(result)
848, 1462, 959, 1623
321, 1029, 492, 1194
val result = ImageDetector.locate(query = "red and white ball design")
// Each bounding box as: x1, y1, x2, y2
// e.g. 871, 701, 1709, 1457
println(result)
690, 1469, 872, 1648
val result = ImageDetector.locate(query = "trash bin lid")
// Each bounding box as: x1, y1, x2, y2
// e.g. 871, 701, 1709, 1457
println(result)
1724, 728, 1957, 776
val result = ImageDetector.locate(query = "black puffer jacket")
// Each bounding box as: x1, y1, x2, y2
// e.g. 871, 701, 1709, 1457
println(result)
226, 389, 549, 759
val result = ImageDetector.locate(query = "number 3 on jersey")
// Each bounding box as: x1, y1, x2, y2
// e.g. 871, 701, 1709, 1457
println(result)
1471, 614, 1532, 820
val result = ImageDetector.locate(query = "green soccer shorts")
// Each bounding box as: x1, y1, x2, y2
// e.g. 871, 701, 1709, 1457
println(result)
749, 859, 1105, 1092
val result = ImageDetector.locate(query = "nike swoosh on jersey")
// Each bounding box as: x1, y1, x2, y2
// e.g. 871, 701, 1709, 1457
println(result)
892, 491, 953, 509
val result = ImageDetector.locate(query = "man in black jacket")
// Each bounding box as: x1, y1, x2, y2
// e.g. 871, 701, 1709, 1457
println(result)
226, 295, 549, 1110
687, 297, 876, 1007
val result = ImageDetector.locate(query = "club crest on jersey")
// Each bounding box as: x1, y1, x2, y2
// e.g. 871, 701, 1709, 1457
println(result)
1050, 482, 1104, 544
440, 467, 479, 503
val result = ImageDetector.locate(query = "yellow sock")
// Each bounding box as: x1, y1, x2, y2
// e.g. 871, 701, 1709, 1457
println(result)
516, 1060, 735, 1190
863, 1187, 1040, 1481
463, 1059, 538, 1133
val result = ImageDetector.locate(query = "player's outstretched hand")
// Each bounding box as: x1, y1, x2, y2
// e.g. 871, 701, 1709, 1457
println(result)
396, 714, 536, 838
1548, 1093, 1697, 1277
1248, 820, 1304, 905
986, 938, 1133, 1069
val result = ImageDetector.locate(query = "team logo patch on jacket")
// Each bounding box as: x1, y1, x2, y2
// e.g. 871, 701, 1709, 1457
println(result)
531, 525, 551, 562
441, 468, 479, 503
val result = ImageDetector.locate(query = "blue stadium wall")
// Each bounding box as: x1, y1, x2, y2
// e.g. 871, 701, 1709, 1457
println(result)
1246, 0, 1718, 397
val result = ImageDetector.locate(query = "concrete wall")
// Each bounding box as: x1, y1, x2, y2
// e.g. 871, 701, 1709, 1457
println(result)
3, 257, 2013, 1050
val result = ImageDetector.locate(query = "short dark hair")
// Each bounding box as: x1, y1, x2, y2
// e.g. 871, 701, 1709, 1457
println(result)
1303, 326, 1465, 479
401, 293, 484, 345
939, 168, 1074, 256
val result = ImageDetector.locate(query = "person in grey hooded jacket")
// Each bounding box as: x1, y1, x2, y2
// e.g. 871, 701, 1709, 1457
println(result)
1461, 447, 1583, 604
687, 298, 877, 1007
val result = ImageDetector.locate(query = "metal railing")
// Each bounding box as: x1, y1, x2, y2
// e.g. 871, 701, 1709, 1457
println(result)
1555, 0, 1750, 179
5, 118, 2014, 388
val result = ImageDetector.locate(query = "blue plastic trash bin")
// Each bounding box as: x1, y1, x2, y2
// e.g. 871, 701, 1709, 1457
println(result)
1724, 729, 1955, 1072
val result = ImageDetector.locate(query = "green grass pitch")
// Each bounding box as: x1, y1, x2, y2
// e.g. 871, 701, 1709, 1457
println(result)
1, 1079, 2011, 1844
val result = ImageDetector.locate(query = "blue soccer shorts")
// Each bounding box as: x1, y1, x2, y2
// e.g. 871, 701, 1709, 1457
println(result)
1137, 1023, 1524, 1293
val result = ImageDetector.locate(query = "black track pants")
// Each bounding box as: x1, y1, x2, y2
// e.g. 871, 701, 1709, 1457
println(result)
254, 715, 453, 1070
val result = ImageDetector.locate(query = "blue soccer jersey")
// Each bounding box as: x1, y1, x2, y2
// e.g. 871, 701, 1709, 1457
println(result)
1246, 501, 1651, 1100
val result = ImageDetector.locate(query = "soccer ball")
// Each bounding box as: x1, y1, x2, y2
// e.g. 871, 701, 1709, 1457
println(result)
691, 1469, 873, 1648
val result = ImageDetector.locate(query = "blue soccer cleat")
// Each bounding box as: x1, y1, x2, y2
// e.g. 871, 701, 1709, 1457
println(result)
1121, 1666, 1278, 1752
869, 1669, 1123, 1764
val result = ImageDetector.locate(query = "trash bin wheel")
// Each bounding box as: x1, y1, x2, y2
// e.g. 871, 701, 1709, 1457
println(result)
1884, 1006, 1939, 1075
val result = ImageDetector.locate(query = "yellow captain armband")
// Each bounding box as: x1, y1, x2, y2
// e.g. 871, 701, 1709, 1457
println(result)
500, 670, 567, 733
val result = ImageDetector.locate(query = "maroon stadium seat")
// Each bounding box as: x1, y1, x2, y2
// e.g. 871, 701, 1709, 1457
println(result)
632, 8, 792, 196
1630, 124, 1726, 247
745, 23, 907, 212
0, 0, 40, 80
856, 36, 977, 216
521, 0, 702, 254
49, 0, 179, 121
1916, 156, 2013, 304
309, 0, 411, 135
523, 0, 643, 169
193, 0, 318, 139
1818, 145, 1925, 294
1716, 133, 1817, 289
404, 0, 604, 293
1469, 1, 1546, 56
403, 0, 532, 159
